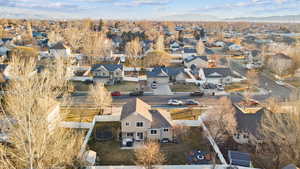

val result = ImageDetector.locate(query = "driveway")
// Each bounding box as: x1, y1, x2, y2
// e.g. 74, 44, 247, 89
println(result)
153, 83, 173, 95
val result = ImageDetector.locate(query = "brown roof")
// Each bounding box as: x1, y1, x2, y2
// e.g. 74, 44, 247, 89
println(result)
121, 99, 173, 128
120, 98, 152, 121
150, 109, 173, 128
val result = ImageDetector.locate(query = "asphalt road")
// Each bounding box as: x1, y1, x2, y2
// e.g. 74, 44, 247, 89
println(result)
62, 92, 248, 108
230, 59, 294, 101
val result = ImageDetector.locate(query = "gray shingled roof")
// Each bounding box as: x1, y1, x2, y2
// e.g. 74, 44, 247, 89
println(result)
150, 110, 173, 128
91, 64, 123, 72
120, 98, 152, 121
184, 55, 208, 63
234, 105, 264, 138
203, 68, 232, 78
49, 42, 68, 50
147, 67, 185, 78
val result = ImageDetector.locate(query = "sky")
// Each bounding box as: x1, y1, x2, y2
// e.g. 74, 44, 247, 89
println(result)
0, 0, 300, 20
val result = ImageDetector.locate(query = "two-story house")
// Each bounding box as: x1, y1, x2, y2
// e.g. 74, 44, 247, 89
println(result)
91, 64, 124, 85
120, 98, 173, 142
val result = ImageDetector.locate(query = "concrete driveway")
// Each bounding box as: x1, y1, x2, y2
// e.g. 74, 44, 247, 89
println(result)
153, 83, 173, 95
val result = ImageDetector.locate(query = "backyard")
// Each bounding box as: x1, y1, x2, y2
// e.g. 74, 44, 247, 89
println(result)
88, 127, 211, 165
170, 83, 200, 92
105, 82, 140, 92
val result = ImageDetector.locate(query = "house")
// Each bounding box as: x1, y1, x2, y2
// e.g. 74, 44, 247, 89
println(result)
199, 67, 233, 84
184, 55, 208, 68
233, 100, 265, 145
182, 47, 197, 59
266, 53, 293, 76
228, 151, 252, 167
120, 98, 173, 142
228, 44, 242, 51
91, 64, 124, 85
170, 41, 181, 52
49, 42, 71, 58
147, 67, 187, 84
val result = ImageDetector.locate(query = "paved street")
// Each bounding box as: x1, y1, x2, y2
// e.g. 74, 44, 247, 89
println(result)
230, 59, 294, 101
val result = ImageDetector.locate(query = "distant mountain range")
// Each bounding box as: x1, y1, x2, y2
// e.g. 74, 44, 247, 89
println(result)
158, 14, 300, 23
227, 14, 300, 23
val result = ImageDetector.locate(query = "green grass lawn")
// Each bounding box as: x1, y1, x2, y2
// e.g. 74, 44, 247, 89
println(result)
170, 83, 199, 92
88, 127, 210, 165
106, 82, 140, 92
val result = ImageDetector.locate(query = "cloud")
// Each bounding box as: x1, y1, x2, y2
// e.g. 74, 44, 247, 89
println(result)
114, 0, 171, 7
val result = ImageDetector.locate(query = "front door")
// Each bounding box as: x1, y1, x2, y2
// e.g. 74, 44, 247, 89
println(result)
136, 132, 144, 140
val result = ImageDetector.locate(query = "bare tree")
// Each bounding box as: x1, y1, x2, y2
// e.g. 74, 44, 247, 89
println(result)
88, 83, 112, 115
125, 38, 142, 68
257, 98, 300, 169
0, 56, 84, 169
48, 31, 64, 44
142, 50, 171, 67
155, 35, 165, 51
196, 40, 205, 55
245, 69, 259, 99
134, 141, 166, 169
204, 97, 237, 144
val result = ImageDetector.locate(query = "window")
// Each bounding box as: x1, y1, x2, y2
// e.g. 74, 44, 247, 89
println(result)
136, 122, 143, 127
125, 122, 130, 126
150, 130, 157, 135
127, 133, 134, 137
163, 129, 169, 132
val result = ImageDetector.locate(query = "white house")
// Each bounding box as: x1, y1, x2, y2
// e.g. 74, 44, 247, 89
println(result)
49, 42, 71, 58
199, 68, 233, 84
228, 44, 242, 51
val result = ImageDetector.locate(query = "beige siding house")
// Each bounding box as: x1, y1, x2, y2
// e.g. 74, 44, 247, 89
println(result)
120, 98, 173, 142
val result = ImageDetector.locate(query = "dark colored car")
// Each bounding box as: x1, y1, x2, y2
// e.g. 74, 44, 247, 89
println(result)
111, 91, 121, 96
190, 91, 204, 97
129, 91, 144, 96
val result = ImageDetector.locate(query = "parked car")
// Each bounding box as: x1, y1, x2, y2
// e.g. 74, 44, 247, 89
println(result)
160, 138, 170, 143
168, 99, 183, 106
217, 84, 224, 91
275, 80, 285, 86
190, 91, 204, 97
129, 91, 144, 96
185, 99, 200, 105
111, 91, 121, 96
151, 82, 158, 89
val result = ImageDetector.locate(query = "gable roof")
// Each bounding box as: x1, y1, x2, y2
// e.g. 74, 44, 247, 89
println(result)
147, 67, 169, 78
183, 48, 197, 54
121, 99, 173, 128
91, 64, 123, 72
234, 105, 264, 137
150, 109, 173, 128
184, 55, 208, 63
148, 67, 185, 78
49, 42, 69, 50
120, 98, 152, 121
203, 68, 232, 78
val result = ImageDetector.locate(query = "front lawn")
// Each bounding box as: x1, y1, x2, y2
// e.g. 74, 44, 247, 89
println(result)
106, 82, 140, 92
170, 83, 199, 92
